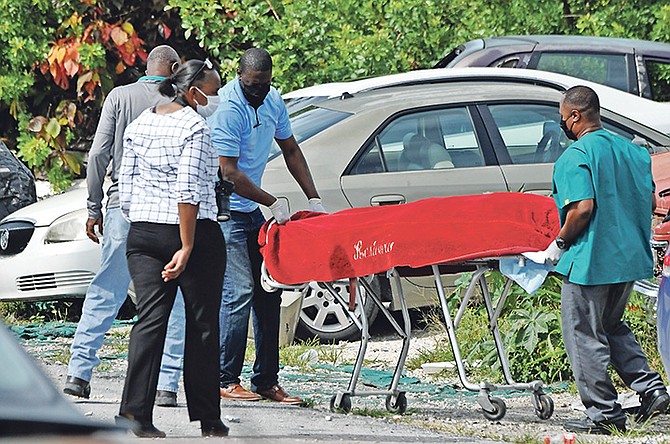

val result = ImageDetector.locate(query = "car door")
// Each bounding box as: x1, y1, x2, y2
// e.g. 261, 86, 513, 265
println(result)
481, 102, 567, 195
482, 101, 670, 197
340, 105, 508, 208
639, 56, 670, 102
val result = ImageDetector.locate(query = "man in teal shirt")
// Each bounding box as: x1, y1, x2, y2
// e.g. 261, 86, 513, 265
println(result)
535, 86, 669, 434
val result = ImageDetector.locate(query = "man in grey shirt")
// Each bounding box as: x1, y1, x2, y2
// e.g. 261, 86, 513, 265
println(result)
65, 45, 185, 408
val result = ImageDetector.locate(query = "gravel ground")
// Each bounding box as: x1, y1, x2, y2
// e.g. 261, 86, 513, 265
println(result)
16, 323, 670, 444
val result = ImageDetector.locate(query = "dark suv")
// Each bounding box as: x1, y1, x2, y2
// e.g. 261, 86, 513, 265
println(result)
435, 35, 670, 102
0, 141, 36, 222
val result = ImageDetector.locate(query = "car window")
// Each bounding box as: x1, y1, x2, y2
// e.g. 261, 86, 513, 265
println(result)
269, 105, 351, 159
491, 52, 532, 68
645, 59, 670, 102
489, 103, 659, 165
349, 107, 485, 175
488, 104, 568, 164
535, 52, 630, 92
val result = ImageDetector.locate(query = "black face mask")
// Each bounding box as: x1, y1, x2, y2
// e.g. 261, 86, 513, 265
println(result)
240, 80, 270, 109
560, 116, 578, 141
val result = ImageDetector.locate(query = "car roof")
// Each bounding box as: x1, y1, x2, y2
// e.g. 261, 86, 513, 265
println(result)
282, 67, 670, 133
480, 35, 670, 53
314, 81, 563, 114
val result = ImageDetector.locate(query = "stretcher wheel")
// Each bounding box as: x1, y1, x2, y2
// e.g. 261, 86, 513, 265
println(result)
385, 392, 407, 414
481, 397, 506, 421
330, 394, 352, 413
535, 394, 554, 420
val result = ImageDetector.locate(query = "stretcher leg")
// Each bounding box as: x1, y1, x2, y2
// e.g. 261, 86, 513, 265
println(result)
328, 272, 411, 414
432, 262, 554, 421
480, 272, 517, 385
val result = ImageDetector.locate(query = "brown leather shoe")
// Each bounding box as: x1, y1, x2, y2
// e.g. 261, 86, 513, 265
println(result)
220, 383, 262, 401
255, 384, 303, 405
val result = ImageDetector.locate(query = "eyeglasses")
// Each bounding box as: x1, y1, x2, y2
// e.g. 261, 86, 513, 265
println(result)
189, 58, 213, 87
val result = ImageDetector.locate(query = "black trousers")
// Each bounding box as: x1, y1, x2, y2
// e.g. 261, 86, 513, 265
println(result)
120, 219, 225, 422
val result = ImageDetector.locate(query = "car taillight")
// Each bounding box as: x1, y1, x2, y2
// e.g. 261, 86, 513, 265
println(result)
663, 253, 670, 278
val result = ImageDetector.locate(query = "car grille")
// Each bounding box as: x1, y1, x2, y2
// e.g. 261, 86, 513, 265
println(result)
16, 271, 95, 292
0, 220, 34, 255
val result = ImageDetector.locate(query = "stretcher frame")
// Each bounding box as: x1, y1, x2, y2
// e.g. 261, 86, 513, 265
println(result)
261, 256, 554, 421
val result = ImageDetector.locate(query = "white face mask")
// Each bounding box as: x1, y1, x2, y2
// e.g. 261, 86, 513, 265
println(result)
194, 87, 220, 118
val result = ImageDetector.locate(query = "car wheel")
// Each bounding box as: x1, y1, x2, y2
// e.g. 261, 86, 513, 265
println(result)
295, 276, 382, 343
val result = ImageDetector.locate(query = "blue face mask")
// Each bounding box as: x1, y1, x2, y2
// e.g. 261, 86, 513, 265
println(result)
194, 87, 220, 118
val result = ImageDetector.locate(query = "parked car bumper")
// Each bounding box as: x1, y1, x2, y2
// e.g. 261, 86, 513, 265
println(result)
0, 225, 99, 301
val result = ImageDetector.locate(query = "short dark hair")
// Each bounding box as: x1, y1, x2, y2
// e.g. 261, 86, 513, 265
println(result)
158, 59, 217, 98
563, 86, 600, 117
239, 48, 272, 74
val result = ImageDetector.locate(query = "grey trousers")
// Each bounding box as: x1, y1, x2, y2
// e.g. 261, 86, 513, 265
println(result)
561, 278, 665, 424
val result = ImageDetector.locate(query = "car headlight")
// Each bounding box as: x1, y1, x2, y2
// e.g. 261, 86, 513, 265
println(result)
44, 209, 89, 243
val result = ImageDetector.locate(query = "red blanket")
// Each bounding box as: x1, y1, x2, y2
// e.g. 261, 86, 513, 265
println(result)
258, 193, 559, 285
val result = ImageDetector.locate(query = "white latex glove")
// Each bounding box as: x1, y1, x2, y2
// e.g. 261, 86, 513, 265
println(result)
269, 199, 290, 225
522, 239, 564, 265
308, 197, 326, 213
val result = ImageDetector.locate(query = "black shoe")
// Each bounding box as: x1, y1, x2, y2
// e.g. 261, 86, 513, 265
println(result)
155, 390, 177, 407
63, 376, 90, 399
201, 419, 229, 437
563, 416, 626, 435
636, 388, 670, 422
115, 415, 166, 438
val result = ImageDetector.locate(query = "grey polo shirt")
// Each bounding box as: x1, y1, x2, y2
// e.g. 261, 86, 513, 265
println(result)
86, 78, 171, 219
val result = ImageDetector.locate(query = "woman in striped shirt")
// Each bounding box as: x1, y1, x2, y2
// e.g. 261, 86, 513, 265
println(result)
117, 59, 228, 438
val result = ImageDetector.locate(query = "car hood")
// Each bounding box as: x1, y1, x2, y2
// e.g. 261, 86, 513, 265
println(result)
1, 182, 88, 227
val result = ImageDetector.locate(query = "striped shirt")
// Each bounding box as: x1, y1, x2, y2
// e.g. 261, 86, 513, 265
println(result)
119, 106, 218, 224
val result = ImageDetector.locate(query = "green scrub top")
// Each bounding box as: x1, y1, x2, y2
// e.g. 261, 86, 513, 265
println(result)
552, 129, 654, 285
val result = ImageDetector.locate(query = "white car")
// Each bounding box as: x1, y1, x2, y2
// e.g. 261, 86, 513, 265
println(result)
283, 67, 670, 134
0, 181, 99, 301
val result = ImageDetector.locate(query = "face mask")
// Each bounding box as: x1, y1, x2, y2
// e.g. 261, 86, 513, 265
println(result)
560, 115, 578, 141
240, 79, 271, 109
194, 87, 220, 118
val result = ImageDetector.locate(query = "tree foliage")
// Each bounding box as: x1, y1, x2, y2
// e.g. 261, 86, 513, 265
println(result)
0, 0, 201, 192
2, 0, 670, 190
167, 0, 670, 94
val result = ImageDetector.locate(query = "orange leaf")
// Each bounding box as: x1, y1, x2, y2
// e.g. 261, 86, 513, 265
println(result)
49, 62, 59, 79
161, 22, 172, 39
63, 58, 79, 77
110, 26, 129, 46
55, 46, 67, 63
47, 47, 57, 65
115, 61, 125, 75
137, 48, 148, 63
76, 70, 93, 93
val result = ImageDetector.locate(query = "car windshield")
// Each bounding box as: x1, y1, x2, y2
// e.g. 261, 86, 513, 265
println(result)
269, 105, 351, 159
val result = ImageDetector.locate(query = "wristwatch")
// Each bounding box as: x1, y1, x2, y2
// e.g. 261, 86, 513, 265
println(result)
555, 236, 568, 250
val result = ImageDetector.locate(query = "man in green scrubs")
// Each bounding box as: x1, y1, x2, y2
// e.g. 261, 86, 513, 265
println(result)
536, 85, 669, 434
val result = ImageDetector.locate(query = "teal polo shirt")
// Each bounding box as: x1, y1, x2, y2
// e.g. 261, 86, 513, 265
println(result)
552, 129, 654, 285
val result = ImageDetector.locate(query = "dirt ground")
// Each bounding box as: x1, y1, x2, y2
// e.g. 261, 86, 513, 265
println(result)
16, 318, 670, 444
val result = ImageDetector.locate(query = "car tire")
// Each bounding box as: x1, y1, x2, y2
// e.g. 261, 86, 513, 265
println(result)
295, 276, 383, 343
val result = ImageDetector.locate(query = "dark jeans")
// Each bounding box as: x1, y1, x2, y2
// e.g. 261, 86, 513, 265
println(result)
561, 278, 666, 424
219, 208, 281, 391
120, 220, 225, 422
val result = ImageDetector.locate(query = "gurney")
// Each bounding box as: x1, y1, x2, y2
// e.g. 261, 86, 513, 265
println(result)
259, 192, 560, 420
